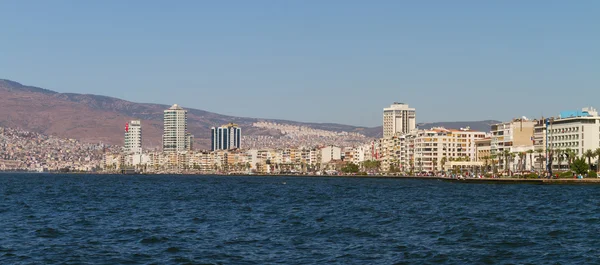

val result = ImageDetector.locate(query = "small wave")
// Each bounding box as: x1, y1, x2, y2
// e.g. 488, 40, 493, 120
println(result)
165, 247, 181, 253
35, 227, 62, 238
140, 236, 169, 244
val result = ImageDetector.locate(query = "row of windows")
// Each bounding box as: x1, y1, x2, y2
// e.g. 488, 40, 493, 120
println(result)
549, 126, 581, 134
551, 142, 581, 148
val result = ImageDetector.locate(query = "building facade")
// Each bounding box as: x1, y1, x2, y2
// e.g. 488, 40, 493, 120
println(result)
413, 128, 487, 172
547, 107, 600, 170
490, 118, 536, 171
163, 104, 192, 153
475, 137, 491, 163
321, 145, 342, 164
383, 102, 416, 138
124, 120, 142, 155
211, 123, 242, 151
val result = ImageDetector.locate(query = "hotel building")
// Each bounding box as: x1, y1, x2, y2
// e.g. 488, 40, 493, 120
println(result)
383, 102, 416, 138
546, 107, 600, 169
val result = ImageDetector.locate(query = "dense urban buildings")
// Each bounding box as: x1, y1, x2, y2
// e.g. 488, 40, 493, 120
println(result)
123, 120, 142, 155
0, 127, 115, 172
2, 98, 599, 176
383, 102, 416, 138
211, 123, 242, 151
162, 104, 193, 153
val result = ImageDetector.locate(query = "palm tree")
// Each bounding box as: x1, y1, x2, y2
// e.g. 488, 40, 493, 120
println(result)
565, 148, 576, 169
490, 154, 498, 174
584, 149, 594, 171
481, 155, 490, 171
509, 152, 516, 174
440, 156, 447, 172
535, 149, 544, 171
555, 149, 563, 170
517, 152, 525, 172
502, 150, 511, 173
595, 148, 600, 172
526, 150, 534, 171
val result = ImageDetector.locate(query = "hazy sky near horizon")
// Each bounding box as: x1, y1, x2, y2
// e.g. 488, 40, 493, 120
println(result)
1, 1, 599, 127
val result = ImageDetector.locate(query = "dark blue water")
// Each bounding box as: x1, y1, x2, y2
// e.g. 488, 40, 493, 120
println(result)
1, 174, 600, 264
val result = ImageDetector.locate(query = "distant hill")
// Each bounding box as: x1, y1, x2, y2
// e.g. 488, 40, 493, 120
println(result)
0, 79, 380, 149
416, 120, 499, 132
364, 121, 499, 137
0, 79, 499, 148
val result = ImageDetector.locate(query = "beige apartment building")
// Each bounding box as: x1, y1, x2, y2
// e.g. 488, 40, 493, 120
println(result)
475, 138, 492, 162
413, 127, 487, 172
491, 118, 536, 171
379, 134, 411, 172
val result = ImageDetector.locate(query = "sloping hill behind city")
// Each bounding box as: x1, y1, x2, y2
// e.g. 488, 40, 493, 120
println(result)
0, 79, 499, 149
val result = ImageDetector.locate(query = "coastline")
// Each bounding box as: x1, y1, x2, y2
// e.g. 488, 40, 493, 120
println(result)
4, 171, 600, 185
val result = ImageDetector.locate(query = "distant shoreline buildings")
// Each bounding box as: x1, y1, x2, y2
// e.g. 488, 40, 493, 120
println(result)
98, 102, 600, 176
3, 98, 598, 175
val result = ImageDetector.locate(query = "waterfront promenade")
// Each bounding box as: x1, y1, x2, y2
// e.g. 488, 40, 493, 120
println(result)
96, 171, 600, 185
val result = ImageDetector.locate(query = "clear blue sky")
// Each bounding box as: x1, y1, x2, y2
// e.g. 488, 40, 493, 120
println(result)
1, 1, 598, 127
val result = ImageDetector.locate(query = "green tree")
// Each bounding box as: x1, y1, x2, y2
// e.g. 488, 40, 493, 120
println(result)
571, 157, 588, 175
440, 156, 447, 171
341, 163, 359, 173
595, 148, 600, 171
481, 155, 489, 169
490, 154, 498, 174
565, 148, 576, 168
555, 149, 563, 170
389, 164, 401, 173
363, 160, 381, 171
584, 149, 594, 171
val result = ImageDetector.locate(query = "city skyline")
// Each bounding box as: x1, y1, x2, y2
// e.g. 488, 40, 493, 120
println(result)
1, 1, 598, 127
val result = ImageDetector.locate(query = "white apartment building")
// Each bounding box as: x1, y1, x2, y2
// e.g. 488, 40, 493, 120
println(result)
547, 107, 600, 169
383, 102, 416, 138
413, 128, 487, 172
163, 104, 192, 153
321, 145, 342, 164
124, 120, 142, 155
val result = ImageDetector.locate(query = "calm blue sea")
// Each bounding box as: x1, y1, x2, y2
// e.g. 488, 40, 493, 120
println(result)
1, 174, 600, 264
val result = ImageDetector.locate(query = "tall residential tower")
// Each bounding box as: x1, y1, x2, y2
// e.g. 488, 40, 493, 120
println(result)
124, 120, 142, 154
163, 104, 193, 152
383, 102, 416, 138
211, 123, 242, 151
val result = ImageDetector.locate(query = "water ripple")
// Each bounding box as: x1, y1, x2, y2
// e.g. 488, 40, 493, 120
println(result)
1, 174, 600, 264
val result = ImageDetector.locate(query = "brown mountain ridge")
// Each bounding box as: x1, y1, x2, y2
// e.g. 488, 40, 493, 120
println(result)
0, 79, 498, 149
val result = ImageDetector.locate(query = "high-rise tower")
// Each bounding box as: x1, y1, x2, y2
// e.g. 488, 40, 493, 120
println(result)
124, 120, 142, 154
211, 123, 242, 151
383, 102, 416, 138
163, 104, 192, 152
